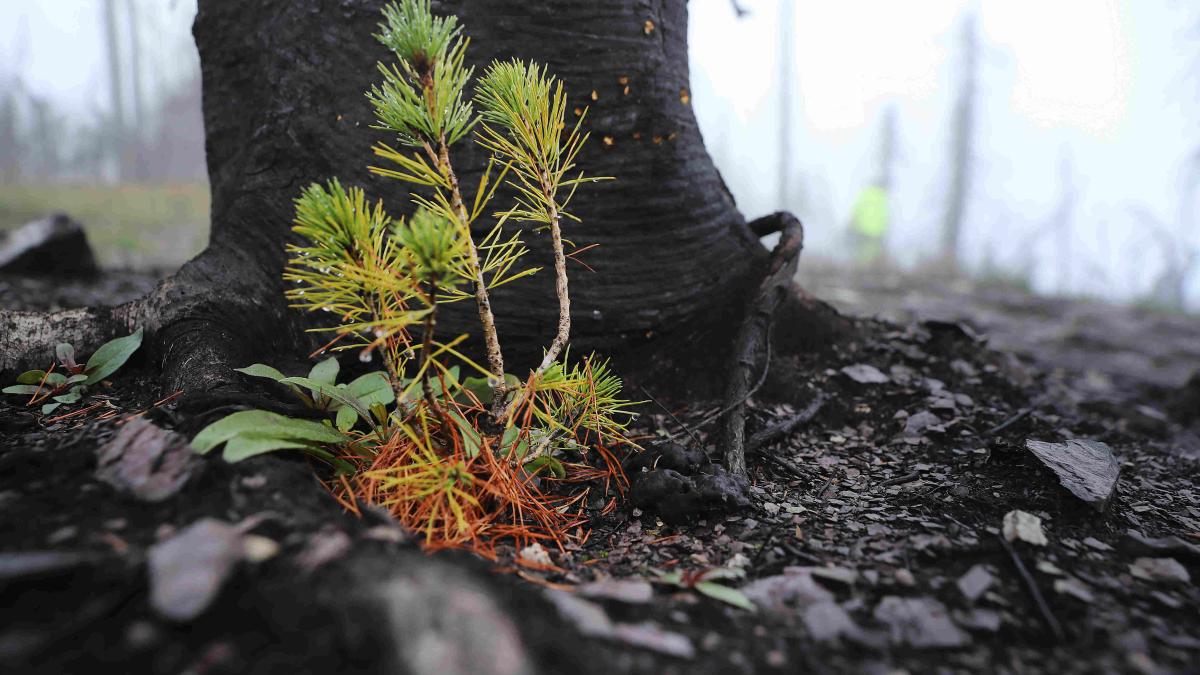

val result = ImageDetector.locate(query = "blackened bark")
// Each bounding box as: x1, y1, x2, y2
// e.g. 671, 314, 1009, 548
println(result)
194, 0, 765, 361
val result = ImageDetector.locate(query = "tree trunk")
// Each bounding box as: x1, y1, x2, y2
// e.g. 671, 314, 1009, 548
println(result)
939, 10, 977, 268
2, 0, 800, 403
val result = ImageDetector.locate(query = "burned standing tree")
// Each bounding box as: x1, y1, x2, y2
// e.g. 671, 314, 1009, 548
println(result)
0, 0, 833, 476
939, 10, 978, 269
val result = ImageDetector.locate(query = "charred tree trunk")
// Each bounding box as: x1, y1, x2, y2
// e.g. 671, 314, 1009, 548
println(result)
2, 0, 830, 407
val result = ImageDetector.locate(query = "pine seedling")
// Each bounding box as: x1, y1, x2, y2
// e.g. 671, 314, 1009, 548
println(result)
196, 0, 637, 558
368, 0, 522, 418
476, 60, 611, 374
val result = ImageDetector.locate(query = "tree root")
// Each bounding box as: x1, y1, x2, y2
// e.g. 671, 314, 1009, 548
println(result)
0, 251, 291, 414
721, 212, 805, 476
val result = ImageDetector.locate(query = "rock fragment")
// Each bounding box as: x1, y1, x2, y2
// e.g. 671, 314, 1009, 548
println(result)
1129, 557, 1191, 584
1024, 438, 1120, 511
1002, 510, 1048, 547
956, 564, 995, 603
148, 519, 242, 621
841, 364, 889, 384
802, 601, 866, 643
95, 418, 200, 502
742, 568, 834, 614
873, 596, 969, 648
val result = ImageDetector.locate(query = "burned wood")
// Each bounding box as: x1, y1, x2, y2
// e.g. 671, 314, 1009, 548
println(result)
721, 212, 805, 476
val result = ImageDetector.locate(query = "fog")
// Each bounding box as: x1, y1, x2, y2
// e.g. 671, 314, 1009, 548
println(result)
2, 0, 1197, 310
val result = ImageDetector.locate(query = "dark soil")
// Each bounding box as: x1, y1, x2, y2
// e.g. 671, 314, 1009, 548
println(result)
2, 269, 1198, 674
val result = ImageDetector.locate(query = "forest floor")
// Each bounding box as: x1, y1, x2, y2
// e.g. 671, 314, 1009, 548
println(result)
2, 265, 1198, 674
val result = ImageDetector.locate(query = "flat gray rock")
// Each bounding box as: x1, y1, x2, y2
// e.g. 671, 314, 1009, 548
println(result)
95, 419, 200, 502
956, 564, 995, 603
1025, 438, 1120, 511
742, 568, 834, 614
802, 601, 865, 643
874, 596, 969, 649
1130, 557, 1191, 584
148, 519, 242, 622
841, 364, 890, 384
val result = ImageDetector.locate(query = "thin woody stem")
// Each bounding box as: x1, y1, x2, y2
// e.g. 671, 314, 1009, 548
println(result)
435, 140, 509, 419
537, 181, 570, 374
419, 279, 439, 409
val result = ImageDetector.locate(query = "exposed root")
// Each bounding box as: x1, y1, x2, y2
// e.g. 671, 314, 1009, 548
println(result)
1, 251, 291, 414
721, 212, 805, 476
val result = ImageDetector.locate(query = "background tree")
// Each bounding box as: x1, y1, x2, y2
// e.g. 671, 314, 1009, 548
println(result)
938, 9, 978, 269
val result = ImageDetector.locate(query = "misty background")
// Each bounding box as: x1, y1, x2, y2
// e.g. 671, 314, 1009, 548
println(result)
2, 0, 1198, 311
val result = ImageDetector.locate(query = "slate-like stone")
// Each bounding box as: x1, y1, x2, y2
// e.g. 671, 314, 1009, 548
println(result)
95, 419, 200, 502
1130, 557, 1191, 584
0, 213, 97, 277
956, 564, 994, 603
743, 568, 834, 614
148, 519, 242, 622
873, 596, 970, 649
1025, 438, 1120, 511
802, 601, 865, 643
841, 364, 890, 384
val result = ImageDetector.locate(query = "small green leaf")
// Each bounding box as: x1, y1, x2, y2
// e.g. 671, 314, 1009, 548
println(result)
343, 371, 395, 407
524, 455, 566, 479
16, 370, 46, 385
336, 405, 357, 432
44, 373, 68, 387
65, 374, 88, 385
234, 363, 288, 382
222, 435, 330, 463
697, 567, 746, 582
653, 570, 684, 586
448, 410, 482, 457
499, 425, 529, 458
457, 372, 518, 404
55, 343, 76, 368
694, 581, 756, 612
53, 387, 82, 404
279, 376, 373, 422
83, 328, 143, 385
308, 356, 340, 386
41, 402, 62, 415
462, 376, 493, 404
3, 385, 43, 395
191, 409, 349, 455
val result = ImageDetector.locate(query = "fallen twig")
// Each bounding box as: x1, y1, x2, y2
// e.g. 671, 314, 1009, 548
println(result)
640, 384, 706, 453
984, 407, 1032, 436
721, 212, 805, 476
746, 393, 826, 455
999, 534, 1064, 641
878, 471, 921, 488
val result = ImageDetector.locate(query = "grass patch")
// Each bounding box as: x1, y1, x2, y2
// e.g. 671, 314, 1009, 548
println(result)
0, 182, 210, 269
